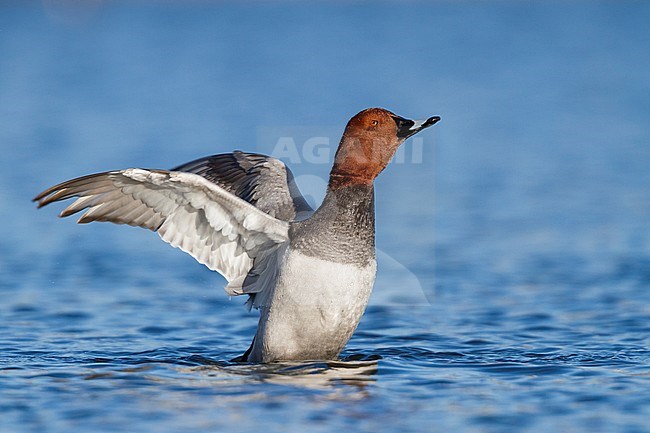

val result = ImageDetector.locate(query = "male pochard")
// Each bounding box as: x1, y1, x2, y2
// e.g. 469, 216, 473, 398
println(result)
34, 108, 440, 363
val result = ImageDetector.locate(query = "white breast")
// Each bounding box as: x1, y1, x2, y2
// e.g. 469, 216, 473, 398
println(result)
248, 249, 376, 363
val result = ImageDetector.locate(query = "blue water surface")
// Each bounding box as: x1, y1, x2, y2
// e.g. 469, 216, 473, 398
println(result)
1, 1, 649, 432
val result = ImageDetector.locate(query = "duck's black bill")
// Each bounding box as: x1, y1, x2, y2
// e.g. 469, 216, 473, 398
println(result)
393, 115, 441, 139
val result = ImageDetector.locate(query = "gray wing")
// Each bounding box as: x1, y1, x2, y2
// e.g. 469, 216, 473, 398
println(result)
33, 169, 289, 295
172, 151, 313, 222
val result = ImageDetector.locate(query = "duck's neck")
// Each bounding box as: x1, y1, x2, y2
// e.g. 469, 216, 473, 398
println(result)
290, 183, 375, 265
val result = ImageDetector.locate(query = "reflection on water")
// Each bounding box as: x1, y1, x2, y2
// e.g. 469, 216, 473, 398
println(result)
190, 358, 378, 392
79, 353, 379, 395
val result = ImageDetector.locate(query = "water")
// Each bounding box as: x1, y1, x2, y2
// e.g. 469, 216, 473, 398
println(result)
1, 1, 650, 432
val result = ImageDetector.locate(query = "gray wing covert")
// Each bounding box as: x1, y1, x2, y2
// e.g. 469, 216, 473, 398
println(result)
172, 151, 315, 309
172, 151, 313, 222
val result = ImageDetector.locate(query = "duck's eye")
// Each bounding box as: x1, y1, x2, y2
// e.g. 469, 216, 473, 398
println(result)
371, 120, 379, 126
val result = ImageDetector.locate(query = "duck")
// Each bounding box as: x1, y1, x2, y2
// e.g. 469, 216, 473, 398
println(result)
34, 107, 440, 363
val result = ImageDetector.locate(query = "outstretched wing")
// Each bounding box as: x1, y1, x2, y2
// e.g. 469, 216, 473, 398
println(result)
172, 151, 313, 222
33, 169, 289, 289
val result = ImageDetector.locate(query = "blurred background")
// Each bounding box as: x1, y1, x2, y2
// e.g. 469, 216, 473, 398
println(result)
1, 1, 649, 433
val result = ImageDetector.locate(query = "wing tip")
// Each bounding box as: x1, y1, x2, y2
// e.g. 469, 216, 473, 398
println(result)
77, 214, 94, 224
34, 196, 56, 209
59, 208, 79, 218
33, 190, 53, 207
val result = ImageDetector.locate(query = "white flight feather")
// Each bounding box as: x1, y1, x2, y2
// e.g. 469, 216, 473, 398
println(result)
45, 168, 289, 292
